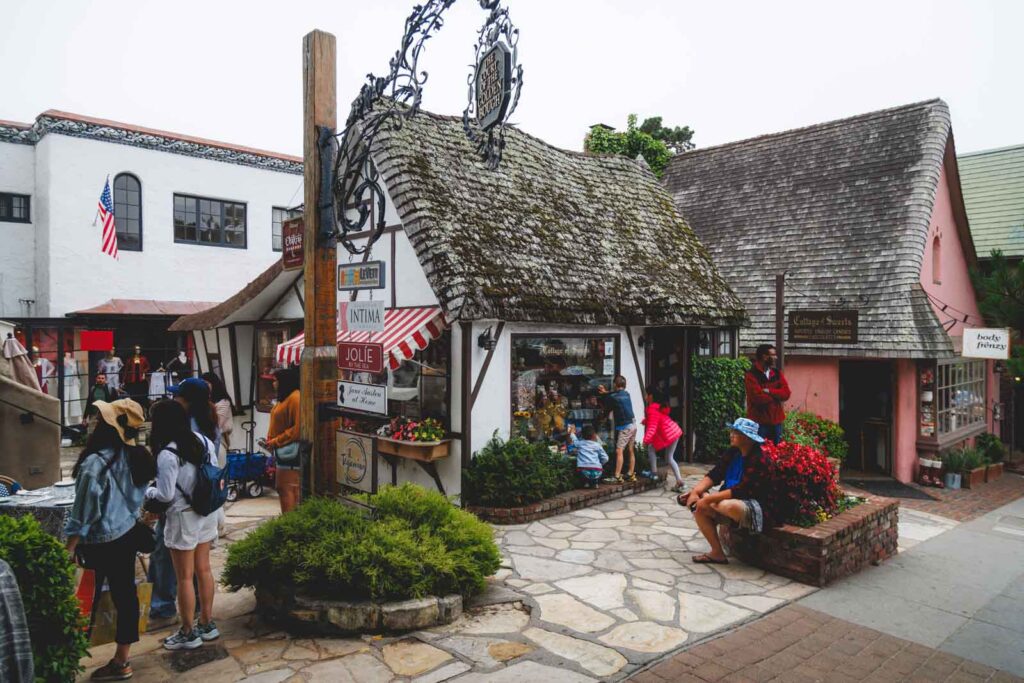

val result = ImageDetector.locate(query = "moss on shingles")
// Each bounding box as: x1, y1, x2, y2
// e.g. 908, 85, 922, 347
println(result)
373, 110, 746, 326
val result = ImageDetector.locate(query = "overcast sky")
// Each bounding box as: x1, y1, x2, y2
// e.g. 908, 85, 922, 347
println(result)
3, 0, 1021, 158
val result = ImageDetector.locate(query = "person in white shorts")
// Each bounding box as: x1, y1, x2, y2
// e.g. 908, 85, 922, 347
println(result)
145, 399, 220, 651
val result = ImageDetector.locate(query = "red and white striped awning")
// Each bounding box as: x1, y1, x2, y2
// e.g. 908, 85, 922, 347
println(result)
275, 306, 447, 370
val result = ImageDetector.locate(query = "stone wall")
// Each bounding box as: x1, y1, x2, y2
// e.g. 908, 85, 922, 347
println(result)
729, 496, 899, 586
467, 477, 661, 525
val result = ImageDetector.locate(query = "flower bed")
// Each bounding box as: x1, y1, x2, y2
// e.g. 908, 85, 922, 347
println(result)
729, 495, 899, 586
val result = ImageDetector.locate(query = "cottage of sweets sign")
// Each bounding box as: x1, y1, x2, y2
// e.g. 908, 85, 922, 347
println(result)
788, 310, 859, 344
963, 328, 1010, 359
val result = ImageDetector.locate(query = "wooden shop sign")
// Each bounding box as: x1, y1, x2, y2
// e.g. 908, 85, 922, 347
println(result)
281, 217, 304, 270
788, 310, 859, 344
475, 42, 512, 131
337, 341, 384, 374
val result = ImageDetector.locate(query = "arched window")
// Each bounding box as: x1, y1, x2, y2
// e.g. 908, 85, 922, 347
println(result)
932, 235, 941, 284
113, 173, 142, 251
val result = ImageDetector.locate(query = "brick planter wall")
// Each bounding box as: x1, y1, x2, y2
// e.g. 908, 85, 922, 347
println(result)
466, 477, 661, 525
729, 496, 899, 587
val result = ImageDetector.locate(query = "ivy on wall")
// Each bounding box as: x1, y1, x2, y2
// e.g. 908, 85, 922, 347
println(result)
692, 356, 751, 460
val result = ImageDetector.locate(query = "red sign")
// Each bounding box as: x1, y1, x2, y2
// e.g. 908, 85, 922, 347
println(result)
282, 217, 304, 270
80, 330, 114, 352
337, 341, 384, 374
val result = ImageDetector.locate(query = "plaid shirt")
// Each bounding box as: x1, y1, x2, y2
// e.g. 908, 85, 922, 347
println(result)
0, 559, 34, 682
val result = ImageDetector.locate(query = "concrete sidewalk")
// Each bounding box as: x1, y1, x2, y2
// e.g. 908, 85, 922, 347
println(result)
800, 496, 1024, 677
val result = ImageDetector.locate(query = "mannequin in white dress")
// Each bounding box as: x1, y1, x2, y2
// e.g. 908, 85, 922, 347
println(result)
33, 346, 56, 395
97, 347, 124, 393
64, 352, 82, 424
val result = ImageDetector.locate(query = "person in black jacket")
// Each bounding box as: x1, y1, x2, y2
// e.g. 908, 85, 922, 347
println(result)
678, 418, 775, 564
82, 374, 117, 425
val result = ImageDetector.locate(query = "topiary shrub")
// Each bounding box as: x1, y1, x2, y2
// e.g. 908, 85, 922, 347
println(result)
0, 515, 89, 682
784, 411, 849, 462
692, 356, 751, 460
463, 433, 575, 508
222, 484, 501, 602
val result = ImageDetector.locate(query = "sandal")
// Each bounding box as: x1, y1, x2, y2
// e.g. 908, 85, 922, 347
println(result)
693, 553, 729, 565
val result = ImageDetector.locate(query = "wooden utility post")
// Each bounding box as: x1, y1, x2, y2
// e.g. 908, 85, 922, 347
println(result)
300, 30, 338, 496
775, 273, 785, 371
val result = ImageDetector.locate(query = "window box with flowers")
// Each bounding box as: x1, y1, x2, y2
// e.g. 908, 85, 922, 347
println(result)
375, 417, 451, 462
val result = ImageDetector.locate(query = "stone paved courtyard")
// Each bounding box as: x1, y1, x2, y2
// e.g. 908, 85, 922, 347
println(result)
79, 477, 821, 682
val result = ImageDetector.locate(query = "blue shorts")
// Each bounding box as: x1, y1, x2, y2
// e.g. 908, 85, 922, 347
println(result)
578, 469, 603, 483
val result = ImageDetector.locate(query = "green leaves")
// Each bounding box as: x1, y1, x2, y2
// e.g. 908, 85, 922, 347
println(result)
583, 114, 677, 178
0, 515, 89, 682
463, 433, 575, 507
222, 484, 501, 602
692, 356, 751, 460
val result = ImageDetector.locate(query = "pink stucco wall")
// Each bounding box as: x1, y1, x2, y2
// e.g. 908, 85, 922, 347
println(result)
921, 160, 998, 435
782, 357, 839, 421
893, 359, 918, 483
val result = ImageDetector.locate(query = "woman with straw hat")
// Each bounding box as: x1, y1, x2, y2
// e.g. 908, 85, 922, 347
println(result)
65, 399, 155, 681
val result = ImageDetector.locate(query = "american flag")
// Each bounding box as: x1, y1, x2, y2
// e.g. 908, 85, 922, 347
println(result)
97, 178, 118, 259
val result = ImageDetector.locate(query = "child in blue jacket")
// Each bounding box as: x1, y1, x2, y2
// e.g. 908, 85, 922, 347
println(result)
575, 424, 609, 488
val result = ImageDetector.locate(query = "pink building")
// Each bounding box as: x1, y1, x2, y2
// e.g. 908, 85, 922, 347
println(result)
664, 100, 997, 483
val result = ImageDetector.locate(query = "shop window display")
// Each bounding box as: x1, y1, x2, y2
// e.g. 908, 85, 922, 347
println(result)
935, 359, 986, 436
511, 336, 619, 443
256, 326, 297, 412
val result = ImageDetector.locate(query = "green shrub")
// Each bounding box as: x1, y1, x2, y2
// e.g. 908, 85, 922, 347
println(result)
784, 411, 849, 462
975, 432, 1006, 463
958, 447, 986, 471
463, 433, 575, 507
692, 356, 751, 460
941, 448, 966, 473
222, 484, 500, 602
0, 515, 89, 682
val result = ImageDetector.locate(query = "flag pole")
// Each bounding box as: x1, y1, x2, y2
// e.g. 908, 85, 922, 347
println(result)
92, 175, 109, 226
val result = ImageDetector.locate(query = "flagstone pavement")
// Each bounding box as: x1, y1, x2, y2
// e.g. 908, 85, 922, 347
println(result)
79, 478, 818, 682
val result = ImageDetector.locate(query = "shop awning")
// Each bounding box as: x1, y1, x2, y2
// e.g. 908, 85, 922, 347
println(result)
276, 306, 446, 369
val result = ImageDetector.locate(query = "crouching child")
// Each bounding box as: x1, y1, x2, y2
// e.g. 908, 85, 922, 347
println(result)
575, 424, 608, 489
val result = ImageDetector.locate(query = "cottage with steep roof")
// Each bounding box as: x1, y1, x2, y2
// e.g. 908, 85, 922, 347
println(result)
173, 107, 745, 496
664, 99, 998, 484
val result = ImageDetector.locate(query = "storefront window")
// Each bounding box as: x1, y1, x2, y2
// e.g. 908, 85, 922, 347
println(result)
717, 329, 734, 357
936, 359, 986, 436
256, 325, 295, 412
511, 336, 619, 443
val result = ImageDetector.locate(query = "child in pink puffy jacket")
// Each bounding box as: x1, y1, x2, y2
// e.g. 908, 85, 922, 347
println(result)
642, 387, 685, 491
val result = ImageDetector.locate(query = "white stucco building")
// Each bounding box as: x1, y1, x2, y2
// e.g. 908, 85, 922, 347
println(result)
0, 110, 303, 421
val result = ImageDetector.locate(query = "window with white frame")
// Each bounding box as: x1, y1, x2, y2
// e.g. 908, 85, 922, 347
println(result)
936, 359, 986, 436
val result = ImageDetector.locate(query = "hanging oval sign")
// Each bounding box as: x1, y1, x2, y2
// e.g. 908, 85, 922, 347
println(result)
475, 42, 512, 131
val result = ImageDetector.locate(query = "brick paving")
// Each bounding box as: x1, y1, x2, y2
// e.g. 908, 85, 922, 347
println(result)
630, 604, 1023, 683
845, 472, 1024, 522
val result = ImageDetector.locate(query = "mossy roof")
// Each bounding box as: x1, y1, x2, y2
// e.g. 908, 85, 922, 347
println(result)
371, 109, 745, 327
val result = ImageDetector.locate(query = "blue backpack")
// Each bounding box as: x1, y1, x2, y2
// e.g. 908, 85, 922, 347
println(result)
172, 436, 229, 516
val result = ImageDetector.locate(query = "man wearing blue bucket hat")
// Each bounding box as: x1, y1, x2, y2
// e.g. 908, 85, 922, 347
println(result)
677, 417, 775, 564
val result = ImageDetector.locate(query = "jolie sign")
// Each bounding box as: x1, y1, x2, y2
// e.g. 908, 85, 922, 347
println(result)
788, 310, 859, 344
338, 341, 384, 373
963, 328, 1010, 359
476, 42, 512, 131
282, 217, 304, 270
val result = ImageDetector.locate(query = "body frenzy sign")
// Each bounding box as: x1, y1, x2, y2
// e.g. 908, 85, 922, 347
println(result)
475, 42, 512, 131
963, 328, 1010, 359
788, 310, 859, 344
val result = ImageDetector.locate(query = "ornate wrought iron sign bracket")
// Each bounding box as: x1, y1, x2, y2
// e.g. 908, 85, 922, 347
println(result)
325, 0, 523, 254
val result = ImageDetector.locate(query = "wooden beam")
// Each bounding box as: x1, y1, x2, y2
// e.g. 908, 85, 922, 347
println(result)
470, 322, 504, 408
625, 325, 644, 390
300, 30, 338, 497
460, 321, 473, 468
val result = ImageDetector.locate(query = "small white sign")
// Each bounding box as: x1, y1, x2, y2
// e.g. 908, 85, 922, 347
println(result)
338, 380, 388, 414
963, 328, 1010, 360
603, 358, 615, 376
340, 301, 385, 333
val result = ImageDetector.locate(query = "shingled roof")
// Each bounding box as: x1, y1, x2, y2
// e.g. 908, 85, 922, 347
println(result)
370, 109, 744, 327
959, 143, 1024, 259
663, 99, 960, 358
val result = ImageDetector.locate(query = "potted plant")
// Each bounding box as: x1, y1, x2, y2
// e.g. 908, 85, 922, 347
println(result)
959, 447, 987, 489
941, 449, 963, 490
976, 433, 1006, 482
375, 417, 451, 462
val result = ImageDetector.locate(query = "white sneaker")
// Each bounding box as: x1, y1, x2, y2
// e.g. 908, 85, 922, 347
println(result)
163, 628, 202, 650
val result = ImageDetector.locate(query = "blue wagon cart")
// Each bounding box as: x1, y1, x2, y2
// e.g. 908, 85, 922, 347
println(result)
225, 420, 272, 501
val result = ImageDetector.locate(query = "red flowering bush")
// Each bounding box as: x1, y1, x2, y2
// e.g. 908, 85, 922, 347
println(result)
783, 411, 848, 462
761, 441, 841, 526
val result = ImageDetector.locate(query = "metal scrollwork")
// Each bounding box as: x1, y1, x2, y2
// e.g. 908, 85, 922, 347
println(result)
328, 0, 523, 254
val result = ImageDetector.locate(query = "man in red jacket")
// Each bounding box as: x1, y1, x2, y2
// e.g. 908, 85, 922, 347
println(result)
745, 344, 791, 444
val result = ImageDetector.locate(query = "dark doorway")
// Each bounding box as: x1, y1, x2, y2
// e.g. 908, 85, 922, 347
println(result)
839, 360, 894, 475
645, 328, 690, 459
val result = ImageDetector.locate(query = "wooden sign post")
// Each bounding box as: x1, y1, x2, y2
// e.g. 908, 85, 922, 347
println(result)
300, 30, 338, 496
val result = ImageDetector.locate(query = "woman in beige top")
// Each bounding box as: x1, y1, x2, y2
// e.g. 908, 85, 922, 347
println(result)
201, 373, 234, 464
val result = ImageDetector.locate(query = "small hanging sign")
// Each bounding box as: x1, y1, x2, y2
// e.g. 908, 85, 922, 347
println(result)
282, 217, 304, 271
339, 301, 385, 333
338, 261, 386, 291
963, 328, 1010, 359
788, 310, 859, 344
337, 380, 388, 415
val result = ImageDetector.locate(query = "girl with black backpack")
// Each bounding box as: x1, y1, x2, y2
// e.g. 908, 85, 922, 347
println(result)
144, 399, 219, 650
